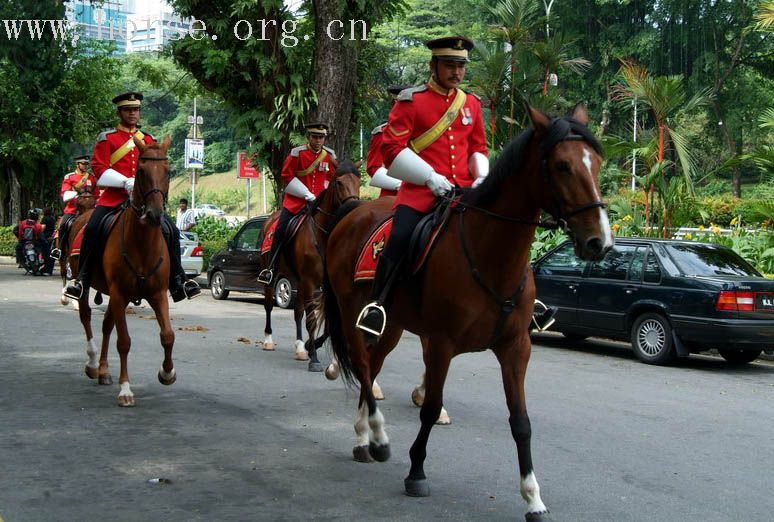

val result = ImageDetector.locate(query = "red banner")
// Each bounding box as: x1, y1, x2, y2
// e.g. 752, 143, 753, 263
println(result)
237, 152, 260, 179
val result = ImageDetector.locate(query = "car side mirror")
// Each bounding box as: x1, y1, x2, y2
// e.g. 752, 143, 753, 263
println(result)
227, 239, 235, 250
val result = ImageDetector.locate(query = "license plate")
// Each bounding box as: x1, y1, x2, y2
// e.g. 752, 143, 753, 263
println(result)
756, 293, 774, 311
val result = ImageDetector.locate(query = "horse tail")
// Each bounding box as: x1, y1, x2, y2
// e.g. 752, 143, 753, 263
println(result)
314, 250, 359, 389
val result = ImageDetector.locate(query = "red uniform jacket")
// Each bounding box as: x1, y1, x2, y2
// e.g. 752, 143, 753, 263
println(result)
280, 144, 336, 214
366, 123, 397, 198
382, 79, 488, 212
91, 126, 155, 208
60, 171, 99, 215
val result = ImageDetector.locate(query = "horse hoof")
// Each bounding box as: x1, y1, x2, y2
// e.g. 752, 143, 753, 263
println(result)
60, 295, 69, 306
525, 510, 550, 521
84, 365, 98, 379
411, 387, 424, 407
324, 364, 339, 381
117, 395, 135, 407
404, 478, 430, 497
262, 342, 275, 351
435, 409, 451, 425
294, 351, 309, 361
98, 374, 113, 385
158, 370, 177, 386
308, 361, 323, 372
352, 445, 374, 463
368, 442, 391, 462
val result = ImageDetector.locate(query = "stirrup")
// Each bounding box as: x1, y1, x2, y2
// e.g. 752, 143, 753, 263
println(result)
257, 268, 273, 285
531, 300, 556, 332
183, 279, 201, 299
355, 302, 387, 338
64, 280, 84, 300
50, 248, 61, 260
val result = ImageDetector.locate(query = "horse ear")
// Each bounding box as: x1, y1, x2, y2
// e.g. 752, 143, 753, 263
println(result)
133, 135, 146, 153
571, 103, 589, 126
526, 105, 550, 133
161, 135, 171, 152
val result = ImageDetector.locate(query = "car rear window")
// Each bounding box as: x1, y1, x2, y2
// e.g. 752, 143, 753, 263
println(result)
665, 243, 761, 276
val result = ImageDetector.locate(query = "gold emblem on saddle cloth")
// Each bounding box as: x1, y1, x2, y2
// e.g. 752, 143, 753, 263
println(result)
371, 237, 385, 260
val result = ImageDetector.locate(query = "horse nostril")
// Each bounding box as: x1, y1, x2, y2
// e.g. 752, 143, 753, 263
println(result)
586, 237, 604, 255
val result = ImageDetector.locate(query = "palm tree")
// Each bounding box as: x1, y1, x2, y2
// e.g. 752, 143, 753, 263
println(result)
487, 0, 541, 138
612, 60, 712, 232
531, 33, 590, 96
753, 1, 774, 31
469, 40, 509, 147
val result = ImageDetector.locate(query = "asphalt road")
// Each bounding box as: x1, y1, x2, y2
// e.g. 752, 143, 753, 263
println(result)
1, 264, 772, 522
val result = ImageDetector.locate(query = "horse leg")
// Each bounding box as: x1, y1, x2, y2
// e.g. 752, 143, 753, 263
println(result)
262, 285, 275, 351
352, 389, 374, 463
293, 296, 308, 362
304, 292, 322, 372
405, 338, 452, 498
412, 372, 451, 425
109, 294, 134, 407
79, 294, 100, 380
494, 337, 548, 520
95, 303, 114, 385
325, 355, 340, 380
149, 295, 176, 385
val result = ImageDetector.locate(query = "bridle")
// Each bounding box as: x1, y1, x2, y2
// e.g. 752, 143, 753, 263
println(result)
130, 155, 169, 217
308, 170, 360, 259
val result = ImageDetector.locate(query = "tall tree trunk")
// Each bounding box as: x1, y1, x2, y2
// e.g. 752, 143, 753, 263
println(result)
311, 0, 363, 160
10, 165, 21, 225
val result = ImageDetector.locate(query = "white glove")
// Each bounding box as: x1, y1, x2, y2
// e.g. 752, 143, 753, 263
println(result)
62, 190, 78, 203
471, 175, 487, 189
425, 172, 452, 197
304, 192, 315, 202
124, 177, 135, 194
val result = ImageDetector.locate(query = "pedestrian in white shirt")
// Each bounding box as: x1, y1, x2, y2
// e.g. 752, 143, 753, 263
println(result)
176, 198, 196, 232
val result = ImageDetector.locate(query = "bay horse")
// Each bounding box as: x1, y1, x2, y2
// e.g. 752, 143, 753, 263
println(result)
59, 187, 97, 307
70, 136, 176, 407
316, 105, 613, 519
260, 160, 362, 372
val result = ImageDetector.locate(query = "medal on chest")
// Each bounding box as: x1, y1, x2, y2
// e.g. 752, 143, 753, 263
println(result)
461, 107, 472, 126
319, 161, 329, 172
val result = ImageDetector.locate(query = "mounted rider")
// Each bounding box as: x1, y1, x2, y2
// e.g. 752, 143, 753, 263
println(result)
50, 154, 98, 261
257, 122, 337, 286
366, 85, 410, 198
355, 36, 490, 339
64, 91, 201, 302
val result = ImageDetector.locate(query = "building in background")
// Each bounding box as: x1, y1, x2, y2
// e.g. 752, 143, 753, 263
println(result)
126, 7, 192, 53
66, 0, 136, 54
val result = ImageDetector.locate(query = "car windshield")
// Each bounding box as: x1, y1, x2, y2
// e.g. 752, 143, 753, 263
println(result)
665, 243, 761, 277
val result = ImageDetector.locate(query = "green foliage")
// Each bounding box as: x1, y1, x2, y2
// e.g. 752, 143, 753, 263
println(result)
0, 226, 16, 256
190, 216, 237, 267
529, 228, 566, 262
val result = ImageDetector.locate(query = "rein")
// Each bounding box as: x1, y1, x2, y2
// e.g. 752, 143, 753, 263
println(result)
308, 177, 360, 260
130, 155, 169, 217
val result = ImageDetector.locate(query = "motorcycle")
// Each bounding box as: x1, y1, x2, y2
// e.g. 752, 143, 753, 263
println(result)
22, 240, 45, 275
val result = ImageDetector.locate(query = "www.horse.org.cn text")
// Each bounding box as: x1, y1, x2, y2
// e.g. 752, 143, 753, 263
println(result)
0, 18, 369, 46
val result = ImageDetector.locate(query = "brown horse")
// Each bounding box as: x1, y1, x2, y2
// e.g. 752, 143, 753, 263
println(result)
59, 187, 97, 304
260, 160, 361, 371
70, 136, 176, 406
316, 106, 613, 519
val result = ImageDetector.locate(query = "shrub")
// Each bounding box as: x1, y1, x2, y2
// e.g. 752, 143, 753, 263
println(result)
0, 226, 17, 256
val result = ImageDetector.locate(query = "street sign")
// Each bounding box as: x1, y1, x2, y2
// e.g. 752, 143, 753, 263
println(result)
185, 138, 204, 169
237, 152, 260, 179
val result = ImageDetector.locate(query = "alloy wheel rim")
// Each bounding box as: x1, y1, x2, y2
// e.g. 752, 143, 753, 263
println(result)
212, 274, 223, 296
276, 279, 291, 307
637, 319, 665, 356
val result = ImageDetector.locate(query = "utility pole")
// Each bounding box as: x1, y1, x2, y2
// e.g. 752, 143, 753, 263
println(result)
631, 97, 638, 191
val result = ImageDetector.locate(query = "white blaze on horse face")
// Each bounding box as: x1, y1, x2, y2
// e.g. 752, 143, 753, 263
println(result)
368, 408, 389, 446
582, 146, 614, 248
520, 471, 548, 515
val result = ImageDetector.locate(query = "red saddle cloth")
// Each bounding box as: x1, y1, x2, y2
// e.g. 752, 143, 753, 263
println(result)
70, 212, 122, 257
354, 217, 443, 282
260, 214, 308, 255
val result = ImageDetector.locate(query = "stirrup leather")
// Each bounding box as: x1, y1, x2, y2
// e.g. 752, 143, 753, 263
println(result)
355, 302, 387, 338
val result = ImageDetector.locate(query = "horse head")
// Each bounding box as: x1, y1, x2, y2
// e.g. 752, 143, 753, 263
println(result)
528, 104, 613, 260
328, 159, 361, 207
133, 135, 171, 227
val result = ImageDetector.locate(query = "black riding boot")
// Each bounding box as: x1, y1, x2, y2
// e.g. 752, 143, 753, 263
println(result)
64, 242, 93, 300
163, 218, 200, 302
355, 256, 401, 342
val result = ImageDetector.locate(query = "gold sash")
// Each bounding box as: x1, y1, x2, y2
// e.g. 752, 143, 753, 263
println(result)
109, 130, 146, 167
409, 90, 467, 154
296, 149, 328, 177
73, 172, 89, 189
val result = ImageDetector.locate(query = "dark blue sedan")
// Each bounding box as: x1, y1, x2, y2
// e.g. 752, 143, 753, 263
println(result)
533, 238, 774, 364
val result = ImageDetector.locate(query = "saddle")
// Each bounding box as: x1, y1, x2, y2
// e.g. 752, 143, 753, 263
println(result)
354, 196, 457, 282
70, 206, 124, 257
260, 213, 308, 255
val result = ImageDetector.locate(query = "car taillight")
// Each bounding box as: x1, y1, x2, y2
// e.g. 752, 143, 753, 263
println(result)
191, 243, 204, 257
716, 291, 754, 311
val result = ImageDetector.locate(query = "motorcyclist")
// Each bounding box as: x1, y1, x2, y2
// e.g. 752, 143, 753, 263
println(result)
14, 209, 44, 269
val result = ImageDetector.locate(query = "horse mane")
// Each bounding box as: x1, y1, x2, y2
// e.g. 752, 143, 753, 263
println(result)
336, 159, 359, 176
463, 115, 603, 207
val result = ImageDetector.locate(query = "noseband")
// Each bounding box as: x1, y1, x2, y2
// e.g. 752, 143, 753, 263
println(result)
131, 155, 169, 216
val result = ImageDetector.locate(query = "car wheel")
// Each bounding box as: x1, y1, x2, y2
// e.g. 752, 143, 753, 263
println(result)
631, 312, 675, 365
718, 348, 761, 364
210, 271, 229, 300
274, 276, 295, 309
561, 332, 588, 342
